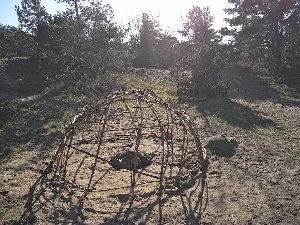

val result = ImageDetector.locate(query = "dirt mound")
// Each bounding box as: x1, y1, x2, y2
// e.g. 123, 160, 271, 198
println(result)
205, 136, 238, 158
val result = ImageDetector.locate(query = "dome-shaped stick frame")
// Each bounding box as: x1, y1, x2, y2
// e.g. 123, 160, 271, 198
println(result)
52, 89, 206, 194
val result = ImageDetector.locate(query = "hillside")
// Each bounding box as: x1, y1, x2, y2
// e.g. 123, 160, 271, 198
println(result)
0, 62, 299, 224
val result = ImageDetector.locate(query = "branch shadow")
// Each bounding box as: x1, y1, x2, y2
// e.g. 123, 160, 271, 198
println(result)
99, 160, 210, 225
18, 163, 87, 224
177, 160, 209, 225
19, 159, 209, 224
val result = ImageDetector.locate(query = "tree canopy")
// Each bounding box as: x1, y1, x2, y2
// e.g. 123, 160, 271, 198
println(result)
1, 0, 299, 96
178, 6, 225, 97
225, 0, 300, 78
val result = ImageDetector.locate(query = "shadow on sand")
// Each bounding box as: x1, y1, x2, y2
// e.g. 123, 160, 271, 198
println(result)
196, 98, 280, 130
19, 159, 209, 224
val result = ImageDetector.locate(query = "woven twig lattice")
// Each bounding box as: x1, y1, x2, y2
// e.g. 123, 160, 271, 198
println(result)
53, 89, 206, 193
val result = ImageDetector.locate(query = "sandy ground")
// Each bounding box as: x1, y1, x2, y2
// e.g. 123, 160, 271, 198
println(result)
0, 69, 300, 224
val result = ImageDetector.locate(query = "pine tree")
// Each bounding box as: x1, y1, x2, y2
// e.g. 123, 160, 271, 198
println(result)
16, 0, 50, 34
132, 13, 162, 68
225, 0, 300, 78
15, 0, 131, 92
179, 6, 223, 97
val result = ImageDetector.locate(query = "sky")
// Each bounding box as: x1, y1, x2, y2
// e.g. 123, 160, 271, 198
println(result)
0, 0, 232, 34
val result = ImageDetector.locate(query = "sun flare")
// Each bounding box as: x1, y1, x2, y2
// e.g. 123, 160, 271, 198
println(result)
103, 0, 231, 31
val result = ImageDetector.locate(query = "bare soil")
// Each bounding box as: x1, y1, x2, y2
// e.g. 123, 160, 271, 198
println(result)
0, 67, 299, 224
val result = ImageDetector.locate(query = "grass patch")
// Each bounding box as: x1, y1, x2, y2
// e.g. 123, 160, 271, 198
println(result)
0, 145, 24, 163
53, 94, 88, 103
9, 146, 22, 158
118, 70, 197, 113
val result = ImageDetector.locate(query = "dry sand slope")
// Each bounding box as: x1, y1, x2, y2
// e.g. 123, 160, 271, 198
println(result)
0, 70, 299, 224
